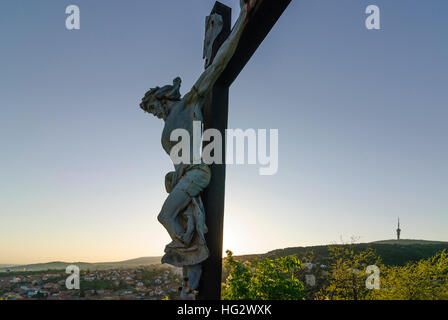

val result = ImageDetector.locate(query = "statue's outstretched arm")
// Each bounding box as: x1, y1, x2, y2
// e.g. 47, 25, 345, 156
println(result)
187, 0, 257, 103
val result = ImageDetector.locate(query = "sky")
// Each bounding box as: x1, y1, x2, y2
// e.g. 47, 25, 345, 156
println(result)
0, 0, 447, 265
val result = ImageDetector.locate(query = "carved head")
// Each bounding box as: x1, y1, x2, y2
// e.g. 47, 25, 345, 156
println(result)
140, 77, 182, 120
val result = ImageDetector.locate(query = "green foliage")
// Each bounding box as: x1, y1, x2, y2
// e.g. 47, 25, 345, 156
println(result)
0, 269, 65, 277
316, 245, 381, 300
311, 246, 448, 300
367, 250, 448, 300
222, 250, 305, 300
80, 279, 116, 291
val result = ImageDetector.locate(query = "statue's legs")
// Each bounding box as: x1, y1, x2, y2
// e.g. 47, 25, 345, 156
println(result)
158, 165, 211, 247
183, 264, 201, 291
158, 188, 191, 246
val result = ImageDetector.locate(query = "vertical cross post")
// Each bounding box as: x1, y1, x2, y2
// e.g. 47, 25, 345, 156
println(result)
198, 2, 231, 300
197, 0, 292, 299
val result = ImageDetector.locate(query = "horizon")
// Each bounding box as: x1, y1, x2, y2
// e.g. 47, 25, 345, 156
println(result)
3, 238, 448, 266
1, 1, 447, 265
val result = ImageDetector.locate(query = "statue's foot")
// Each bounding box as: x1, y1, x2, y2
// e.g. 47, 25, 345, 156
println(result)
180, 289, 196, 300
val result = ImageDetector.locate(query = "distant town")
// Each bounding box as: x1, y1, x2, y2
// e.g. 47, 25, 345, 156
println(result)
0, 265, 182, 300
2, 234, 447, 301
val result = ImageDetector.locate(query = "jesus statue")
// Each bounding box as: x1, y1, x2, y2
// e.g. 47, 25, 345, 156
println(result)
139, 0, 257, 298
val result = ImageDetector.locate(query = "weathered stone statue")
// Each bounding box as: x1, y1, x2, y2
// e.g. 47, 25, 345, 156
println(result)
140, 0, 257, 298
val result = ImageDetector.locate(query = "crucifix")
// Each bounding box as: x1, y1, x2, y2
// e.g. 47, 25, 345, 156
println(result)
139, 0, 291, 300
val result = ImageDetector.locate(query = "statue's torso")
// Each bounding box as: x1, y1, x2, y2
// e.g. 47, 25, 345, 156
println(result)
161, 98, 203, 171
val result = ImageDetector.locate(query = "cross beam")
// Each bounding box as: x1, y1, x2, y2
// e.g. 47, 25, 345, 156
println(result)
198, 0, 292, 300
220, 0, 292, 87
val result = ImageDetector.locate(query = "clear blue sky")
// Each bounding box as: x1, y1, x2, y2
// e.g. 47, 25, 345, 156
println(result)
1, 0, 447, 264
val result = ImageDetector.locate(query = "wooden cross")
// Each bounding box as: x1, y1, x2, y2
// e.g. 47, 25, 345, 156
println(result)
198, 0, 292, 300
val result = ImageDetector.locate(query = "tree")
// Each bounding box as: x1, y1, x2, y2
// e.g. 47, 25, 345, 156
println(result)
367, 250, 448, 300
317, 245, 381, 300
221, 250, 305, 300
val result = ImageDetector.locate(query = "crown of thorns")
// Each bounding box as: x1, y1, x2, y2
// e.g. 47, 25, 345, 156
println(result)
143, 77, 182, 103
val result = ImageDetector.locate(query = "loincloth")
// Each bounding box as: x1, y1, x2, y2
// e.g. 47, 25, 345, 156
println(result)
162, 164, 211, 267
165, 164, 211, 197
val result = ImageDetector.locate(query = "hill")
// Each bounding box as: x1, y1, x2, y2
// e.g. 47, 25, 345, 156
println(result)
370, 239, 447, 245
0, 256, 162, 272
236, 239, 448, 266
3, 239, 447, 272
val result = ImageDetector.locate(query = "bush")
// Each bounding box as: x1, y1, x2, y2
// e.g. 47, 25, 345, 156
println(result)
317, 245, 381, 300
222, 250, 305, 300
367, 250, 448, 300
